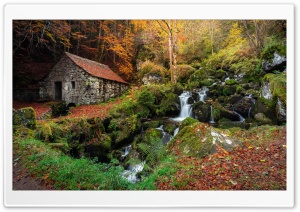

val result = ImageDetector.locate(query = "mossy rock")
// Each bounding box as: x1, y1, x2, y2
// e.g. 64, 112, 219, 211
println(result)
224, 95, 243, 105
200, 79, 214, 86
225, 79, 238, 85
254, 113, 272, 125
168, 122, 242, 158
35, 122, 53, 142
193, 101, 211, 122
218, 121, 250, 130
141, 128, 163, 145
215, 69, 227, 79
164, 123, 176, 134
181, 117, 199, 128
263, 73, 286, 105
13, 107, 37, 129
222, 85, 237, 96
142, 120, 162, 129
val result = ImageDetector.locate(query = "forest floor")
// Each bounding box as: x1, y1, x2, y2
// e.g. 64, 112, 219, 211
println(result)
13, 99, 123, 120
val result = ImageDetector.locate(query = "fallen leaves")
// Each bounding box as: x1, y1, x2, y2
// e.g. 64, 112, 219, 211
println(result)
156, 133, 286, 190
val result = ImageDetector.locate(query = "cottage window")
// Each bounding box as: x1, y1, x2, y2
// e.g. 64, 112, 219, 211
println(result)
71, 81, 75, 89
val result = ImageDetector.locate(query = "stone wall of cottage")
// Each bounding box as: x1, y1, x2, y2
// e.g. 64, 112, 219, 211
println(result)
40, 54, 128, 105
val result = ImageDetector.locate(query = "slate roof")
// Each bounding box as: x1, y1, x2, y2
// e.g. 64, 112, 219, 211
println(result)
65, 52, 128, 84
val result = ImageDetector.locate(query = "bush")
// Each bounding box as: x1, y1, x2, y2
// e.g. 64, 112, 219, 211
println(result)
175, 65, 196, 84
138, 60, 169, 82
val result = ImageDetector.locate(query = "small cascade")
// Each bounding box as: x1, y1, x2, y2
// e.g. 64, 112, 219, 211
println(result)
173, 127, 179, 137
156, 125, 173, 145
248, 107, 252, 119
173, 91, 193, 122
122, 161, 145, 184
232, 111, 245, 122
209, 105, 215, 123
121, 144, 132, 158
198, 87, 209, 102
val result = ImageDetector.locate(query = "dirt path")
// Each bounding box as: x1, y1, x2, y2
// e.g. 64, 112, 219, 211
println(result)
13, 155, 53, 190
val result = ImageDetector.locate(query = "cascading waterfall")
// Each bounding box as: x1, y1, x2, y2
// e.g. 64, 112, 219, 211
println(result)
198, 87, 209, 102
122, 161, 145, 184
173, 127, 179, 137
232, 111, 245, 122
209, 105, 215, 123
173, 91, 193, 122
121, 144, 132, 158
156, 125, 174, 145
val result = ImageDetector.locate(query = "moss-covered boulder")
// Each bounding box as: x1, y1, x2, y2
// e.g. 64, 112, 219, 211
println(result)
212, 102, 241, 122
181, 117, 199, 128
222, 85, 237, 96
13, 107, 36, 129
233, 98, 255, 118
224, 95, 243, 105
218, 121, 250, 130
168, 122, 242, 158
164, 123, 176, 135
225, 79, 238, 85
141, 128, 163, 145
254, 113, 272, 125
215, 69, 227, 79
193, 101, 211, 122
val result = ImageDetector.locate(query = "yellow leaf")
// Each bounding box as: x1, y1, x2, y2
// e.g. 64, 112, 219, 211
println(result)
248, 146, 253, 149
260, 159, 266, 162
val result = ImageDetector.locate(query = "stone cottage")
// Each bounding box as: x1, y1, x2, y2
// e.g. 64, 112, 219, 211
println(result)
40, 52, 129, 105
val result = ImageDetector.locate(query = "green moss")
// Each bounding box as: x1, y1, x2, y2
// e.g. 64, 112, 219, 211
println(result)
168, 122, 214, 158
267, 73, 286, 105
142, 128, 163, 144
181, 117, 199, 128
13, 107, 36, 129
164, 124, 176, 134
200, 79, 214, 86
222, 85, 237, 96
35, 122, 53, 142
215, 69, 227, 79
225, 79, 238, 85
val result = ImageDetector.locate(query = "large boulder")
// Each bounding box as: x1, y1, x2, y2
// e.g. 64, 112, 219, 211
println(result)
142, 73, 163, 85
13, 107, 37, 129
276, 98, 286, 124
233, 98, 256, 119
168, 122, 242, 158
262, 52, 286, 73
193, 101, 211, 122
254, 113, 272, 125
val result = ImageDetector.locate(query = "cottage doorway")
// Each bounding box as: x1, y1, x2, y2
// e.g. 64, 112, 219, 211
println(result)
54, 81, 62, 100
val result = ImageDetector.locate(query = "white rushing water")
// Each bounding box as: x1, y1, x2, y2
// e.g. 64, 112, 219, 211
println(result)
121, 144, 132, 158
232, 111, 245, 122
156, 125, 174, 145
198, 87, 209, 102
122, 161, 145, 184
172, 91, 193, 122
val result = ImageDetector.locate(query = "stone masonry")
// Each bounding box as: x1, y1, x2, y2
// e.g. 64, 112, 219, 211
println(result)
40, 53, 128, 105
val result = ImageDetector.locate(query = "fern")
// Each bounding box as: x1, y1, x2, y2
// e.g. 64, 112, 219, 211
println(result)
137, 138, 166, 167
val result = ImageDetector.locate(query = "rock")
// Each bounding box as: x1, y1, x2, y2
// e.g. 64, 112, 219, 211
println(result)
141, 128, 163, 144
233, 98, 255, 118
261, 82, 272, 100
276, 98, 286, 123
168, 122, 242, 158
222, 85, 237, 96
193, 101, 211, 122
13, 107, 37, 129
262, 52, 286, 73
142, 73, 163, 85
215, 69, 227, 79
224, 95, 243, 105
218, 121, 250, 130
181, 117, 199, 129
84, 134, 112, 161
225, 79, 238, 85
254, 113, 272, 125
